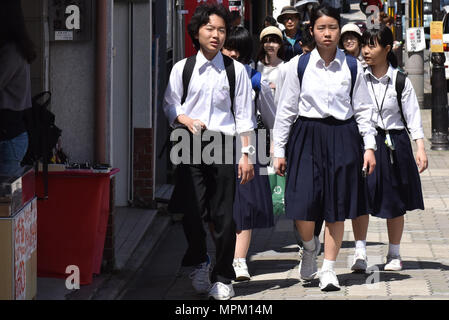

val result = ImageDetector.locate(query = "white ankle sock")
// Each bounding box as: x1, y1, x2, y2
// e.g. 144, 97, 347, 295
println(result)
303, 238, 316, 252
321, 259, 336, 271
355, 240, 366, 253
388, 244, 400, 257
234, 258, 246, 263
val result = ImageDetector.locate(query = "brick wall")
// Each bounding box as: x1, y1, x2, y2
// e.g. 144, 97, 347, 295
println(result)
133, 128, 154, 208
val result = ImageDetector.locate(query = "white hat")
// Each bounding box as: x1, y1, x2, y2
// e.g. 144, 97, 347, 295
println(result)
341, 23, 363, 37
260, 26, 283, 41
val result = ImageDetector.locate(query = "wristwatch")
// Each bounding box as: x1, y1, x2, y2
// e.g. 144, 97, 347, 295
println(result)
241, 145, 256, 155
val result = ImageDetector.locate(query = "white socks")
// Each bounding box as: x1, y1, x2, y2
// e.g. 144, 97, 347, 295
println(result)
234, 257, 246, 264
321, 259, 336, 271
355, 240, 367, 254
388, 244, 400, 257
303, 238, 316, 252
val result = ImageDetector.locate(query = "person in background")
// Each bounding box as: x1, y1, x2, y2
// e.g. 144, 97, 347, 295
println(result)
276, 6, 303, 62
273, 5, 377, 291
222, 26, 276, 282
230, 10, 242, 27
350, 25, 427, 273
256, 26, 285, 98
0, 0, 36, 177
163, 3, 254, 300
339, 23, 367, 68
263, 16, 278, 28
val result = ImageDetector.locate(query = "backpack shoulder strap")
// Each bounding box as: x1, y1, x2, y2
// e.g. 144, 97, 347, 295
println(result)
181, 55, 197, 105
250, 68, 262, 93
345, 53, 358, 101
395, 70, 410, 134
297, 52, 311, 89
223, 54, 236, 115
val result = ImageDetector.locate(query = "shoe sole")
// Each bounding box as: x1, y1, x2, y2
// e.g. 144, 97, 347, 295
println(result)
384, 266, 402, 271
320, 284, 341, 292
235, 275, 250, 281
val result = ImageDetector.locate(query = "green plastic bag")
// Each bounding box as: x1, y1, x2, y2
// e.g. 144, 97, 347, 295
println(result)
267, 166, 285, 216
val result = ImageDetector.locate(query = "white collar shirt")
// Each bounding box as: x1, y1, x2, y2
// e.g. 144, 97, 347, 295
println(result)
163, 50, 254, 136
273, 48, 377, 158
364, 65, 424, 140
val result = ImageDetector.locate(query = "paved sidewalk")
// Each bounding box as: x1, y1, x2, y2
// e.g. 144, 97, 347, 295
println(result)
119, 109, 449, 300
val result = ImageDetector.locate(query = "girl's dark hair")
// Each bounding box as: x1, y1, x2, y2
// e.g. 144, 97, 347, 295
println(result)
257, 34, 285, 66
310, 4, 341, 31
0, 0, 37, 63
224, 27, 253, 64
301, 23, 315, 49
362, 25, 398, 68
187, 3, 231, 51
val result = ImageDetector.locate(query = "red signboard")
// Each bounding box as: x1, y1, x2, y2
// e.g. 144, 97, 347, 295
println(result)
184, 0, 230, 58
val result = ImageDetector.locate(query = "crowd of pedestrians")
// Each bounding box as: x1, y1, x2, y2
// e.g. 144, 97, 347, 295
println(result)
163, 2, 427, 300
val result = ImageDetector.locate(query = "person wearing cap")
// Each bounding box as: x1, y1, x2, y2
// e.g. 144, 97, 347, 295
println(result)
256, 26, 285, 98
339, 23, 367, 68
277, 6, 303, 62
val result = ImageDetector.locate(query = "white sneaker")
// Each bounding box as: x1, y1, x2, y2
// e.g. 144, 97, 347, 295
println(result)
299, 236, 320, 280
233, 260, 251, 281
384, 255, 402, 271
318, 269, 341, 292
208, 282, 235, 300
351, 250, 368, 273
189, 257, 211, 294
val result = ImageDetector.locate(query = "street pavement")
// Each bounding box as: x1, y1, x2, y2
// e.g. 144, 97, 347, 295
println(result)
117, 108, 449, 301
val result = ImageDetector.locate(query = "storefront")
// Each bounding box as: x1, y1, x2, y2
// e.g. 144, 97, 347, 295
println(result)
20, 0, 182, 208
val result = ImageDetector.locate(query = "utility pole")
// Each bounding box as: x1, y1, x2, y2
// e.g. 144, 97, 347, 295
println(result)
430, 0, 449, 150
405, 0, 425, 108
395, 0, 403, 67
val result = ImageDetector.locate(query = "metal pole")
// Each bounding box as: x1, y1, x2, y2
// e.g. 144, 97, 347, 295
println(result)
405, 0, 425, 108
395, 0, 403, 67
431, 0, 449, 150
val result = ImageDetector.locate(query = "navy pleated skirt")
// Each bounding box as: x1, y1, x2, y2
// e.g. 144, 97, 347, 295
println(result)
365, 128, 424, 219
233, 132, 274, 231
285, 116, 366, 223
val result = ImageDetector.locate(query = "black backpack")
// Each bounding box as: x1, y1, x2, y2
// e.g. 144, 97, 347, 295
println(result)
22, 91, 62, 199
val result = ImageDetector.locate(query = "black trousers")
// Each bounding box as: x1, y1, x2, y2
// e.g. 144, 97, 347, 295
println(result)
168, 130, 237, 282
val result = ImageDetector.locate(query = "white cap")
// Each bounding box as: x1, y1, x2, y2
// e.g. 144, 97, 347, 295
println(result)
341, 23, 363, 37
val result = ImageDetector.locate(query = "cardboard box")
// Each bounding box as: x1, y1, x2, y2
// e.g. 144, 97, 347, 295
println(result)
0, 198, 37, 300
0, 167, 35, 217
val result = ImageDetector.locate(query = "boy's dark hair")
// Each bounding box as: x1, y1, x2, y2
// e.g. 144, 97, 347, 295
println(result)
257, 34, 285, 66
300, 23, 315, 49
362, 25, 398, 68
223, 27, 253, 64
0, 0, 37, 63
310, 4, 341, 31
187, 3, 231, 51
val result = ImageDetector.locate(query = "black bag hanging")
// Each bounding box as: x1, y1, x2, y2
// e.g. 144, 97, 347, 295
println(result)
22, 91, 62, 199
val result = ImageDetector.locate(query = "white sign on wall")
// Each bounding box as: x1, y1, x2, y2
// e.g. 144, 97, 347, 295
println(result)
406, 27, 426, 52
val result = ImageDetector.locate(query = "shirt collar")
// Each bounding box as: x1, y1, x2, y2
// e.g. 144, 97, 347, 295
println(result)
196, 50, 225, 71
310, 47, 345, 68
364, 63, 394, 83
